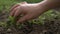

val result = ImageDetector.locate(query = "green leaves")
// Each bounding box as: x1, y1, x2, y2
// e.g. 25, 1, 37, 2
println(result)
6, 16, 26, 29
6, 16, 16, 28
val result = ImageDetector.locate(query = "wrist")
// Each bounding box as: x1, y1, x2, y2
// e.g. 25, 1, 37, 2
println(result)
36, 0, 50, 14
38, 0, 60, 9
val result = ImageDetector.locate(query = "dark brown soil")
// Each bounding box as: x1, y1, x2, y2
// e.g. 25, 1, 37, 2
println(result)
0, 11, 60, 34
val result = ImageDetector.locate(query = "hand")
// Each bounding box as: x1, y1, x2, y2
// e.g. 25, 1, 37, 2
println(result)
10, 2, 43, 23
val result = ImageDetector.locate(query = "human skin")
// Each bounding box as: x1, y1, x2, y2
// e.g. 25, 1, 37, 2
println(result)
10, 0, 60, 23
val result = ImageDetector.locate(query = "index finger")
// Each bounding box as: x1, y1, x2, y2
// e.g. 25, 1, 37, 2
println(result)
10, 4, 20, 11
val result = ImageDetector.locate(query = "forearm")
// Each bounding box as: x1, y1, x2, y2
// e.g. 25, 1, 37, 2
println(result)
36, 0, 60, 14
39, 0, 60, 8
45, 0, 60, 8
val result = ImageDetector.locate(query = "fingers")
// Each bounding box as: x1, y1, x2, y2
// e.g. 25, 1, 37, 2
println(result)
10, 7, 19, 16
10, 4, 20, 16
10, 1, 28, 16
17, 14, 33, 23
10, 4, 20, 11
10, 1, 27, 11
14, 7, 22, 17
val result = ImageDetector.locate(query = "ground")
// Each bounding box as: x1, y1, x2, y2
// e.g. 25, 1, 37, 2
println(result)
0, 10, 60, 34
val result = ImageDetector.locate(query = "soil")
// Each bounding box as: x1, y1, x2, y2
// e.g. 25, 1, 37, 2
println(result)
0, 11, 60, 34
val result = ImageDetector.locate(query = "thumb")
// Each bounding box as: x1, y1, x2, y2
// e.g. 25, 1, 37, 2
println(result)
17, 14, 33, 23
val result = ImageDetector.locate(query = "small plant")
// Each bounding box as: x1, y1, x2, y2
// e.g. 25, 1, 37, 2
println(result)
6, 16, 33, 34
